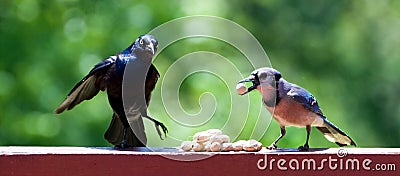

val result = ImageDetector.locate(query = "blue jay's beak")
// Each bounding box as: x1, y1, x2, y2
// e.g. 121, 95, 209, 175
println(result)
238, 77, 259, 95
238, 78, 251, 83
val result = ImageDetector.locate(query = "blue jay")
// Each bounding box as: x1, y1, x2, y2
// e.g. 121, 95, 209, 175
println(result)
238, 67, 356, 151
55, 34, 167, 148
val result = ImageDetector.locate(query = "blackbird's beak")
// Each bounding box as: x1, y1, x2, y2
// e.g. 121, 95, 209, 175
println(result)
147, 43, 155, 55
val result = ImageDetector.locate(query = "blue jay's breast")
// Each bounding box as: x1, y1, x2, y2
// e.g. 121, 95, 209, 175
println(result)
266, 96, 323, 127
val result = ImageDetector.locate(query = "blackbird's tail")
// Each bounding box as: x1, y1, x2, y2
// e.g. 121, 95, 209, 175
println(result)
104, 113, 145, 147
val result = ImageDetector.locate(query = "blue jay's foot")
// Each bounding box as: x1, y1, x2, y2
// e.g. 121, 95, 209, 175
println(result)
114, 140, 131, 149
298, 144, 309, 151
266, 143, 278, 150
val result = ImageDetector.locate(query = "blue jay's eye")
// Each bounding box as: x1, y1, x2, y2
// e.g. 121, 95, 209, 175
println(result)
139, 39, 144, 45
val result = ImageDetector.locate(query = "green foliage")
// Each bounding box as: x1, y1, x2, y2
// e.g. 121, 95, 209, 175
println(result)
0, 0, 399, 147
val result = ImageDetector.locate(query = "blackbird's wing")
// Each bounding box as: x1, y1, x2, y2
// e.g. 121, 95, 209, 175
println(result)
54, 56, 116, 114
144, 64, 160, 105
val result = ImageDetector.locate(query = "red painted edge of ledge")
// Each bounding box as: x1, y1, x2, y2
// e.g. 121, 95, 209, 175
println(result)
1, 147, 399, 176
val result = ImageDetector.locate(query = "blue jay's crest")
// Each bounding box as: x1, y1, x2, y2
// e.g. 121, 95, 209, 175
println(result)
251, 67, 281, 81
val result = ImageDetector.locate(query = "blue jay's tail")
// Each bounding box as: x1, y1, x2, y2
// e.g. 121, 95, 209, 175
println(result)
316, 117, 356, 147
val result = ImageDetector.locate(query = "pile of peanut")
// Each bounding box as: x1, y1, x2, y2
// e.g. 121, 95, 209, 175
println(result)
180, 129, 263, 152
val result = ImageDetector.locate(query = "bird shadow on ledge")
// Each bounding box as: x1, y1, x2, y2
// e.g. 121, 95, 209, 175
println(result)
262, 148, 329, 153
88, 147, 181, 152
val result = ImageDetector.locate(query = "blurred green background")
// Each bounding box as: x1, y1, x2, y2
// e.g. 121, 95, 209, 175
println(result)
1, 0, 399, 148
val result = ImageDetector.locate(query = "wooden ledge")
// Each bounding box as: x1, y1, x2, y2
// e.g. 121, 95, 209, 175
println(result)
1, 147, 398, 176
